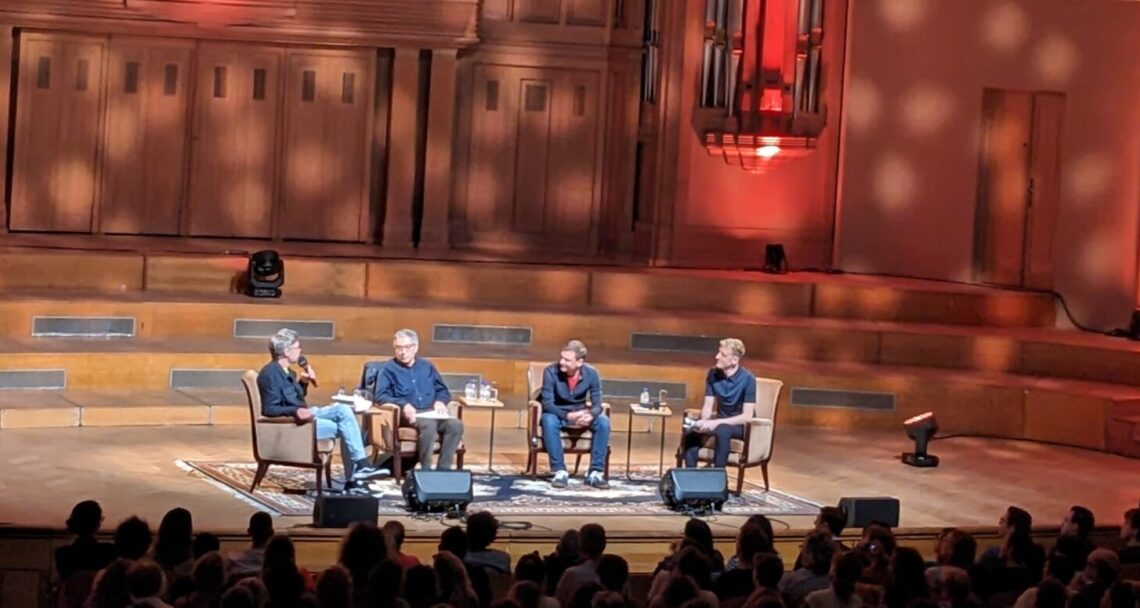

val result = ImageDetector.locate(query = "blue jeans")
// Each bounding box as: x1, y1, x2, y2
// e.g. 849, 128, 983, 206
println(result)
310, 404, 367, 477
683, 423, 744, 468
541, 412, 610, 473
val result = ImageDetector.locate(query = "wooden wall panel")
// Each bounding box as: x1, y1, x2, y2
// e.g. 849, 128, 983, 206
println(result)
513, 77, 553, 233
466, 65, 520, 234
517, 0, 561, 23
567, 0, 606, 26
100, 38, 192, 235
10, 33, 106, 233
187, 43, 283, 237
280, 48, 374, 241
0, 26, 12, 233
548, 70, 598, 242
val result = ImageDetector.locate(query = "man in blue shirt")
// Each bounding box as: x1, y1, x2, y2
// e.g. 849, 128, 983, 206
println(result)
362, 329, 464, 471
256, 328, 385, 488
540, 340, 611, 489
681, 338, 757, 468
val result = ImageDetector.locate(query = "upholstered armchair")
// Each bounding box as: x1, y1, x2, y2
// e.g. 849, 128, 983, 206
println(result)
674, 377, 782, 494
240, 370, 334, 496
367, 400, 465, 480
524, 362, 611, 478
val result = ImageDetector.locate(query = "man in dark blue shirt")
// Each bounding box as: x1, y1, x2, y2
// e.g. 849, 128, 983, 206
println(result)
682, 338, 757, 468
362, 329, 464, 471
256, 328, 385, 487
540, 340, 611, 489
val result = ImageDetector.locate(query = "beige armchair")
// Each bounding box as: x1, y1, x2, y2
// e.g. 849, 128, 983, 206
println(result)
366, 401, 465, 481
524, 362, 611, 478
241, 370, 335, 496
674, 377, 782, 495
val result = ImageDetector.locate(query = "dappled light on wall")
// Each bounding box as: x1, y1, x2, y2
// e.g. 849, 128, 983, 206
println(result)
844, 77, 882, 134
872, 152, 917, 214
1066, 153, 1115, 207
1033, 32, 1079, 86
981, 2, 1030, 54
878, 0, 930, 32
900, 84, 954, 137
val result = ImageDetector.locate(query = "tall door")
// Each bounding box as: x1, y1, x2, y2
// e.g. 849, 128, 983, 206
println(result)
974, 89, 1064, 290
9, 33, 106, 232
279, 49, 374, 241
100, 38, 193, 235
187, 43, 283, 237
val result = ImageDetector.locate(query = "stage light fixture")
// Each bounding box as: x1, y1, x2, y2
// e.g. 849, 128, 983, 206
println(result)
902, 411, 939, 467
763, 244, 788, 274
245, 250, 284, 298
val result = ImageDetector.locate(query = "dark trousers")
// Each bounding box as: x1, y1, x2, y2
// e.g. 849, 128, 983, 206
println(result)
411, 417, 464, 470
682, 423, 744, 467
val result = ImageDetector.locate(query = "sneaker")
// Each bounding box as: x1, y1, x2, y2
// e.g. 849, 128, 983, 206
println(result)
351, 465, 391, 481
551, 470, 570, 489
586, 471, 610, 489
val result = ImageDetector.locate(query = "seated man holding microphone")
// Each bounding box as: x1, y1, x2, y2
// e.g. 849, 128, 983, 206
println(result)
680, 338, 756, 468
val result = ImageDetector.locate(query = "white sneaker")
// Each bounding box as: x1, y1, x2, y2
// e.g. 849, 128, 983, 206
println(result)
551, 470, 569, 488
586, 470, 610, 489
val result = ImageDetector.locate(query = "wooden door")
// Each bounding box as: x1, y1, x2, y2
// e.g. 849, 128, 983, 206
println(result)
9, 33, 106, 232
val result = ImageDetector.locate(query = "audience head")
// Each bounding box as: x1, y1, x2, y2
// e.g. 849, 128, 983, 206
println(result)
65, 500, 104, 536
439, 525, 470, 558
467, 511, 501, 552
597, 554, 629, 593
752, 552, 784, 589
1044, 540, 1080, 584
316, 565, 352, 608
434, 550, 475, 600
737, 523, 774, 566
367, 559, 405, 608
515, 552, 546, 586
580, 523, 607, 560
249, 511, 275, 547
1035, 579, 1068, 608
264, 562, 306, 606
593, 591, 629, 608
263, 534, 297, 574
935, 528, 977, 569
569, 582, 606, 608
1062, 506, 1096, 539
1002, 505, 1034, 537
817, 506, 847, 537
113, 515, 153, 560
383, 520, 407, 550
556, 529, 582, 558
802, 530, 838, 575
221, 585, 258, 608
191, 551, 227, 593
832, 552, 865, 602
937, 566, 973, 606
404, 564, 439, 608
339, 522, 388, 588
862, 523, 897, 557
683, 519, 717, 559
509, 580, 543, 608
744, 515, 775, 542
1102, 581, 1136, 608
89, 558, 133, 608
193, 532, 220, 559
675, 545, 713, 590
155, 507, 194, 567
1121, 508, 1139, 543
126, 560, 166, 601
230, 577, 269, 607
888, 547, 930, 599
652, 575, 699, 608
1080, 548, 1120, 587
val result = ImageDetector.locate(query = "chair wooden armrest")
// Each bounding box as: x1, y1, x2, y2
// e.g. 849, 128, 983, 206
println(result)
683, 408, 702, 418
600, 402, 612, 416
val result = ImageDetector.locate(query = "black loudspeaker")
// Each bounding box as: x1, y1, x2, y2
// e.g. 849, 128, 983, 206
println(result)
659, 468, 728, 512
838, 497, 900, 528
313, 495, 379, 528
402, 470, 473, 513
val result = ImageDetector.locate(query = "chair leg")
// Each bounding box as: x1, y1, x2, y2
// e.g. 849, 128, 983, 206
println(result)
393, 453, 403, 482
325, 461, 333, 489
761, 461, 770, 491
734, 466, 745, 496
572, 454, 582, 476
315, 466, 324, 498
604, 447, 610, 479
250, 462, 270, 493
457, 449, 465, 471
525, 450, 535, 478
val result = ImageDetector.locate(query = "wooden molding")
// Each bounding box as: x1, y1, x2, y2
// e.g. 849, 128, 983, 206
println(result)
125, 0, 297, 27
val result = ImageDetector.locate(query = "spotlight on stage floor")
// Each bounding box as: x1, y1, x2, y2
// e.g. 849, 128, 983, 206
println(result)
902, 412, 939, 467
659, 468, 728, 514
245, 250, 284, 298
402, 470, 472, 516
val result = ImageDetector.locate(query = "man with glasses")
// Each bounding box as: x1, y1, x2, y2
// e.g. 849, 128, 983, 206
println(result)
257, 328, 386, 489
361, 328, 464, 470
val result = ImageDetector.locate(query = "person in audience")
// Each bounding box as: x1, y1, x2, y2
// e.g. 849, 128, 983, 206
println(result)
883, 547, 928, 608
176, 551, 226, 608
649, 576, 700, 608
467, 511, 512, 576
596, 555, 630, 596
230, 511, 275, 578
1060, 506, 1098, 567
153, 508, 194, 582
855, 523, 895, 586
557, 524, 608, 607
974, 506, 1046, 598
258, 328, 385, 487
779, 530, 836, 608
1101, 581, 1136, 608
404, 564, 439, 608
230, 577, 269, 607
652, 547, 717, 606
315, 565, 351, 608
56, 499, 115, 581
795, 507, 850, 570
440, 525, 493, 607
685, 519, 726, 574
1117, 508, 1140, 564
510, 580, 559, 608
1068, 548, 1120, 608
365, 328, 465, 471
539, 340, 612, 489
368, 559, 412, 608
1010, 544, 1079, 608
191, 533, 219, 560
220, 584, 259, 608
514, 553, 560, 608
263, 535, 315, 594
1030, 579, 1067, 608
436, 550, 481, 608
803, 552, 865, 608
569, 582, 608, 608
925, 528, 977, 594
87, 558, 133, 608
126, 560, 170, 608
681, 338, 757, 470
338, 522, 389, 604
383, 520, 422, 569
716, 524, 773, 603
114, 515, 154, 560
545, 529, 583, 596
727, 516, 777, 571
739, 554, 784, 608
263, 558, 311, 608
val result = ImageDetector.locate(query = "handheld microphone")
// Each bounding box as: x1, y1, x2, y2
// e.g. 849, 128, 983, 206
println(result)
297, 356, 317, 387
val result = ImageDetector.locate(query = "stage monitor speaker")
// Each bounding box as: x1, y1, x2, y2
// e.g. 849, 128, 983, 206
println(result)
402, 470, 473, 513
838, 496, 899, 528
659, 468, 728, 512
313, 495, 379, 528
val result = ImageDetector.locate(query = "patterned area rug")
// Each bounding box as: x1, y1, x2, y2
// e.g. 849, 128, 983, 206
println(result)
179, 461, 821, 517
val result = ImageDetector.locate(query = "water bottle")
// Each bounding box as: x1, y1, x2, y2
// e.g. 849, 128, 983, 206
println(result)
640, 387, 650, 405
465, 380, 477, 400
337, 385, 345, 396
479, 382, 491, 400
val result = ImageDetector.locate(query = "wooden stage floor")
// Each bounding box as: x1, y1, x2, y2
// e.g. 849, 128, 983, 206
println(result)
1, 423, 1136, 540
